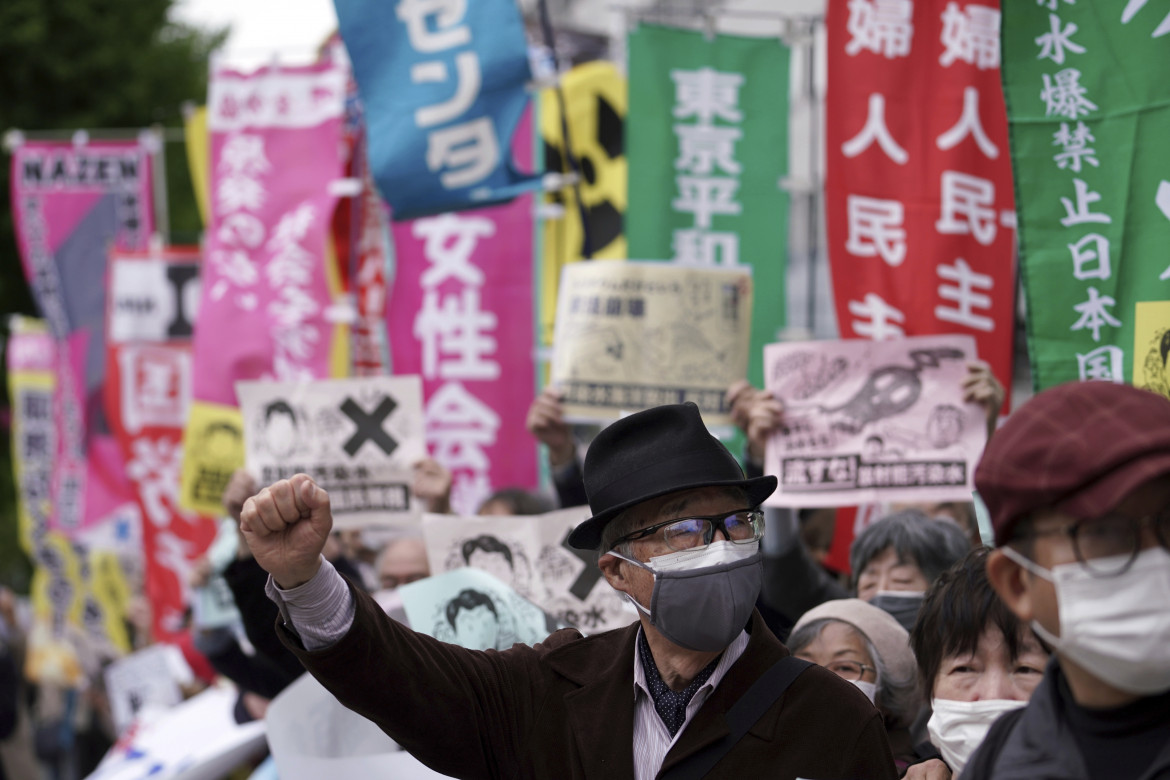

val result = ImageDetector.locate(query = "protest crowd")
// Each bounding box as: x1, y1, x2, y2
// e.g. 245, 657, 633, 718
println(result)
2, 0, 1170, 779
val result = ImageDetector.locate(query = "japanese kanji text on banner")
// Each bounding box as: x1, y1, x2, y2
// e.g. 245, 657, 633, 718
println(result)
237, 376, 427, 528
334, 0, 541, 218
550, 261, 752, 426
763, 335, 987, 508
626, 24, 788, 392
1001, 0, 1170, 392
10, 139, 156, 533
182, 58, 349, 515
105, 248, 218, 643
387, 109, 539, 516
825, 0, 1016, 407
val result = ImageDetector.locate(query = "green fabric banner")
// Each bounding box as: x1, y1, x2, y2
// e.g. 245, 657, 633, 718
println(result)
1002, 2, 1170, 396
626, 24, 790, 391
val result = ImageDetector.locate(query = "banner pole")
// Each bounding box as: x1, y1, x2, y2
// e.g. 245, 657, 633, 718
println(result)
804, 23, 820, 335
146, 124, 171, 244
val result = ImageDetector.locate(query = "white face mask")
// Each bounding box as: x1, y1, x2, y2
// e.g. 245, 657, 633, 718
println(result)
642, 539, 760, 572
927, 698, 1025, 778
1002, 545, 1170, 695
852, 679, 877, 704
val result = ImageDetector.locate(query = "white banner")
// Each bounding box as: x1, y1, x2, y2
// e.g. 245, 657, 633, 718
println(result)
422, 507, 636, 635
550, 261, 753, 426
86, 685, 266, 780
266, 673, 451, 780
238, 375, 427, 527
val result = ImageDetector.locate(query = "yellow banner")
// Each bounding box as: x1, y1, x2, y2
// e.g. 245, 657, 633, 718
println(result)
179, 400, 245, 515
8, 325, 132, 684
540, 62, 628, 348
1134, 300, 1170, 400
184, 105, 211, 227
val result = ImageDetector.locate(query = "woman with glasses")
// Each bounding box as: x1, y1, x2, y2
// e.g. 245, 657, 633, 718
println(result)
789, 599, 921, 769
970, 381, 1170, 780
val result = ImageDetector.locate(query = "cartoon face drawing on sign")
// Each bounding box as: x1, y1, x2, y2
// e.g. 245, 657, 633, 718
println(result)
261, 400, 300, 459
1139, 329, 1170, 399
462, 535, 515, 584
926, 403, 966, 448
445, 589, 500, 651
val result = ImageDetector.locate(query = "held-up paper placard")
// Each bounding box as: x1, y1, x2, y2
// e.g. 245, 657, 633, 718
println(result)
423, 507, 635, 635
550, 262, 752, 426
238, 376, 427, 527
764, 335, 987, 507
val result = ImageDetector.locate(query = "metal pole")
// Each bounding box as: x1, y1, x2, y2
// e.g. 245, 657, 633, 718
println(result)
148, 124, 170, 244
805, 23, 819, 335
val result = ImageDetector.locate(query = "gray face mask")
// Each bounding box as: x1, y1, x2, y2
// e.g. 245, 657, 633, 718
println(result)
868, 590, 925, 633
611, 541, 763, 652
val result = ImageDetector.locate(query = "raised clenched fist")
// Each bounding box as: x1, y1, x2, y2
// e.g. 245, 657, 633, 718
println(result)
240, 474, 334, 589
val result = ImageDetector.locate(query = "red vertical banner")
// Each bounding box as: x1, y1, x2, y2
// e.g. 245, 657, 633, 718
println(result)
825, 0, 1016, 403
106, 248, 217, 643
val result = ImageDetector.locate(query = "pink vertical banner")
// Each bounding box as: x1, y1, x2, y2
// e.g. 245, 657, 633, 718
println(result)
191, 59, 348, 405
387, 109, 538, 515
9, 140, 155, 533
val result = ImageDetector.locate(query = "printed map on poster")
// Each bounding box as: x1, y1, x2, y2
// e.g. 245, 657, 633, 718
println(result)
764, 335, 986, 507
422, 507, 635, 635
551, 262, 752, 425
238, 376, 427, 527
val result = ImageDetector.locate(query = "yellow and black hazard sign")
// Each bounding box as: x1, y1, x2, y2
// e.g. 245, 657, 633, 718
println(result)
540, 61, 628, 348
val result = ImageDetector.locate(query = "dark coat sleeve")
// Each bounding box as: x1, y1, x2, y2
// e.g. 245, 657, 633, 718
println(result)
223, 557, 306, 685
846, 710, 902, 780
761, 540, 849, 624
551, 455, 589, 509
278, 582, 581, 780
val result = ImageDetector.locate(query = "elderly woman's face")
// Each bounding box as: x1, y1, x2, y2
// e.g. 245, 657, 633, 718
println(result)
856, 547, 930, 601
932, 625, 1048, 701
794, 621, 878, 684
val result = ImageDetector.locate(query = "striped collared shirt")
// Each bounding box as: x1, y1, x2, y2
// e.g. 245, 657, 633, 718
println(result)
631, 629, 750, 780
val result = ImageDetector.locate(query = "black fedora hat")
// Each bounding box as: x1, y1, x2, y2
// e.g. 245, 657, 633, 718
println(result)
567, 402, 777, 550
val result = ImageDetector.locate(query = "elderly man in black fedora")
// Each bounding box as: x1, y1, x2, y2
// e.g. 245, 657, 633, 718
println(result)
241, 402, 896, 779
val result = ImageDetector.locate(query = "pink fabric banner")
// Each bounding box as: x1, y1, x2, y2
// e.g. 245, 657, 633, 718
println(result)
387, 110, 538, 515
10, 140, 155, 533
191, 59, 348, 405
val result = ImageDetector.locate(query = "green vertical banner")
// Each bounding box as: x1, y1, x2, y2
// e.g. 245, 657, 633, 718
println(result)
1002, 2, 1170, 395
627, 24, 790, 391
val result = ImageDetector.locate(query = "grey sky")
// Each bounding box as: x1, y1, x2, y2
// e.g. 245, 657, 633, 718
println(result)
171, 0, 339, 67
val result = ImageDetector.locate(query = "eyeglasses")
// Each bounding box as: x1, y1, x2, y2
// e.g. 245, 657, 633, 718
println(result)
1017, 506, 1170, 577
825, 660, 875, 682
611, 509, 765, 552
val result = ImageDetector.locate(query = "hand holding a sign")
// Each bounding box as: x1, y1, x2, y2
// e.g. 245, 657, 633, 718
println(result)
961, 361, 1005, 440
240, 474, 333, 589
727, 381, 785, 464
526, 387, 576, 468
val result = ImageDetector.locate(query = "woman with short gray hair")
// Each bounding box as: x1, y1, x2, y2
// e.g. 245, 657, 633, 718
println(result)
790, 599, 921, 769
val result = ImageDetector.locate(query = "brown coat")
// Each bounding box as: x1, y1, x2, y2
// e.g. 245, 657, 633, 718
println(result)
280, 584, 897, 780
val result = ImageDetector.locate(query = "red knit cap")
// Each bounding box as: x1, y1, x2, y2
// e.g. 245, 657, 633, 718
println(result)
975, 381, 1170, 546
